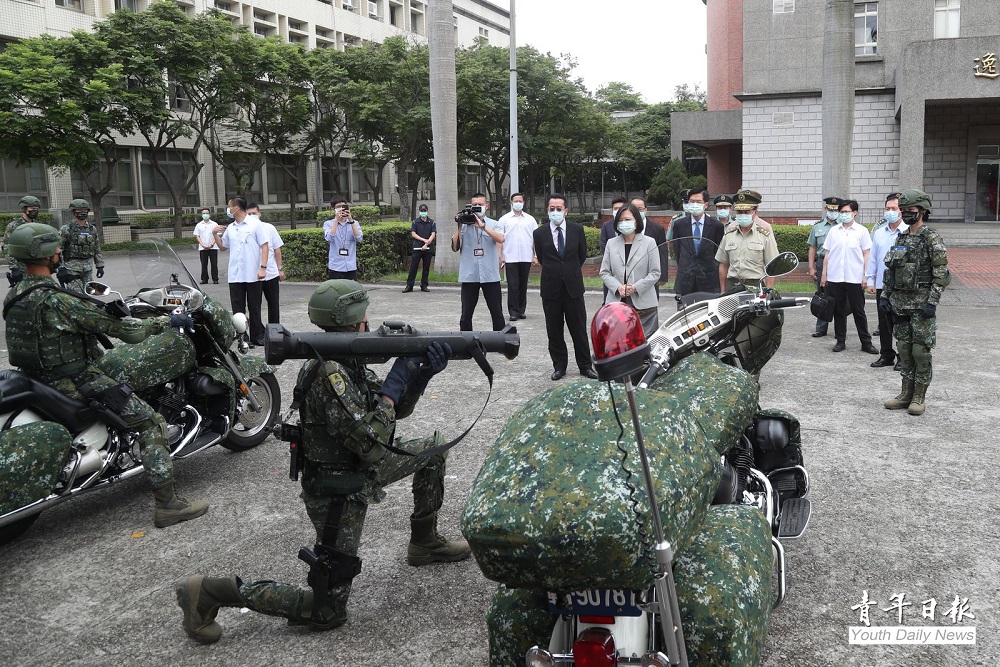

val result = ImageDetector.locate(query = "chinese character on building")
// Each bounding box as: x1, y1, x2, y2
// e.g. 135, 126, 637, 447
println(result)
974, 53, 999, 79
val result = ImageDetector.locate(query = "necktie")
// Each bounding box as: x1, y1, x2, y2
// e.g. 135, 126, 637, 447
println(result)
557, 225, 564, 257
693, 220, 702, 253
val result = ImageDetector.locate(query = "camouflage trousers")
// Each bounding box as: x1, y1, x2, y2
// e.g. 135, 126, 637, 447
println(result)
240, 434, 447, 623
53, 367, 173, 487
892, 309, 936, 384
60, 259, 93, 294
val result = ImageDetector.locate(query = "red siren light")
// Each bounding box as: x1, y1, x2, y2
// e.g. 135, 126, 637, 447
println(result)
590, 302, 649, 382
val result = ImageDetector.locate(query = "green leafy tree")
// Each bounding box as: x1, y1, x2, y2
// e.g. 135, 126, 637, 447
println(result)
596, 81, 646, 111
647, 158, 689, 208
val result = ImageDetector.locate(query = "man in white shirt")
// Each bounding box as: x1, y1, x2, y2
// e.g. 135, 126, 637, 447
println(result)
866, 192, 908, 369
247, 203, 285, 325
193, 207, 219, 284
214, 196, 269, 346
497, 192, 537, 321
820, 198, 878, 354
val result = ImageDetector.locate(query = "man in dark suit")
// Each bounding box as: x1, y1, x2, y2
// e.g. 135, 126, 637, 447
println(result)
631, 197, 669, 297
670, 187, 725, 298
532, 193, 598, 381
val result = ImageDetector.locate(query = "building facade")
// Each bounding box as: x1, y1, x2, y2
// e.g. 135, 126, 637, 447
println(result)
673, 0, 1000, 223
0, 0, 509, 214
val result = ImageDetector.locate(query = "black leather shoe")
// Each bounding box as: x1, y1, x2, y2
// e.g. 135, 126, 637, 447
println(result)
581, 368, 599, 380
893, 359, 901, 371
551, 369, 566, 381
420, 286, 429, 292
402, 286, 413, 293
832, 342, 846, 352
861, 344, 879, 355
509, 314, 519, 321
253, 337, 266, 347
811, 331, 827, 338
873, 328, 880, 336
870, 356, 894, 368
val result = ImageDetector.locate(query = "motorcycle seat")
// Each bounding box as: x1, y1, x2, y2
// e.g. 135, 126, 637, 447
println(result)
0, 369, 97, 433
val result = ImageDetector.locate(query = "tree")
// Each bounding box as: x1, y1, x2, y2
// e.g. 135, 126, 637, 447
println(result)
0, 31, 132, 235
647, 159, 689, 208
596, 81, 646, 111
615, 103, 674, 189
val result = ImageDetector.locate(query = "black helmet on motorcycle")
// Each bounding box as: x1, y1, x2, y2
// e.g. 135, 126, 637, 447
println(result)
308, 280, 369, 330
6, 222, 61, 261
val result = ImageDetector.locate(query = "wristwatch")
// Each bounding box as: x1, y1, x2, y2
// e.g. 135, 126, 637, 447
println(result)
260, 265, 267, 269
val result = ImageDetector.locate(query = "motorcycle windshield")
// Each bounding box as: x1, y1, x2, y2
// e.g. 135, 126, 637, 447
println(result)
129, 238, 205, 303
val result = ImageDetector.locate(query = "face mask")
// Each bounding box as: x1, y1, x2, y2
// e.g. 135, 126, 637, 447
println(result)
548, 210, 565, 225
826, 211, 838, 221
736, 214, 753, 228
884, 210, 900, 224
73, 211, 89, 221
618, 220, 636, 235
639, 211, 647, 222
688, 203, 705, 216
716, 208, 730, 219
226, 208, 235, 220
26, 209, 39, 220
837, 212, 854, 224
512, 202, 524, 212
901, 210, 920, 225
202, 213, 211, 221
419, 211, 427, 218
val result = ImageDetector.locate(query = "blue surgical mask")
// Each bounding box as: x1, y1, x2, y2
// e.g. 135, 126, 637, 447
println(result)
419, 211, 427, 218
736, 214, 753, 228
884, 210, 900, 224
548, 210, 565, 225
838, 212, 854, 224
688, 203, 705, 217
201, 213, 211, 221
826, 210, 838, 221
639, 211, 647, 222
618, 220, 636, 235
512, 202, 524, 212
716, 208, 730, 219
226, 208, 235, 220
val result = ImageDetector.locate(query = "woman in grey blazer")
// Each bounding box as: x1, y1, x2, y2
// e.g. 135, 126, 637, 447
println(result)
600, 203, 662, 336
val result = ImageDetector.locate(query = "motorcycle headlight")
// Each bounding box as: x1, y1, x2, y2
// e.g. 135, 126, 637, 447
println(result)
232, 312, 248, 335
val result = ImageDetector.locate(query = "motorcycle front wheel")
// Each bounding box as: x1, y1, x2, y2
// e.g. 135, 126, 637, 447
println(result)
222, 373, 280, 451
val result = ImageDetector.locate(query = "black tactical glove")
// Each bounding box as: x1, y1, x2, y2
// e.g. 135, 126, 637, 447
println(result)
877, 297, 892, 314
56, 265, 71, 284
96, 267, 105, 279
417, 342, 453, 381
169, 311, 195, 332
919, 303, 936, 319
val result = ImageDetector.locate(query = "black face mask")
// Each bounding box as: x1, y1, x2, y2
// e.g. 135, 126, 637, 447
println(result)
25, 209, 39, 220
74, 211, 89, 221
901, 211, 920, 225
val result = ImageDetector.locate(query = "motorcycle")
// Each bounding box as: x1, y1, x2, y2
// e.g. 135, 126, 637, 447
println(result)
462, 236, 813, 666
0, 238, 281, 544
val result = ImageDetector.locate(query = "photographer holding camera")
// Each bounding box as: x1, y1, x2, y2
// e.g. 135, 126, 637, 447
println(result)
324, 196, 363, 280
450, 193, 506, 331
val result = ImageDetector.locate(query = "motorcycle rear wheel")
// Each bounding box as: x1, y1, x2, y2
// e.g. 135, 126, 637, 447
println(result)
222, 373, 280, 451
0, 515, 39, 545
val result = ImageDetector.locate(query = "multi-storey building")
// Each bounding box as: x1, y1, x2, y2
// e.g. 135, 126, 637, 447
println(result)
673, 0, 1000, 223
0, 0, 509, 213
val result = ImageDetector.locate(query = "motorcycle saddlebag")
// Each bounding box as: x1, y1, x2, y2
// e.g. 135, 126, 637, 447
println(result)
0, 421, 73, 515
462, 353, 759, 592
673, 504, 773, 667
96, 329, 196, 392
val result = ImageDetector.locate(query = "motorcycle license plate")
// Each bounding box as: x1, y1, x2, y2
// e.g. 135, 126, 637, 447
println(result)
546, 590, 643, 617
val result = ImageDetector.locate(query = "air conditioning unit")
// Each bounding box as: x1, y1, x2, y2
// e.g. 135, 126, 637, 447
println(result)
342, 0, 353, 10
367, 1, 377, 17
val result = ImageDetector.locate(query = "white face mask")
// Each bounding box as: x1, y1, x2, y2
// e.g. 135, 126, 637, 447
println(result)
618, 219, 636, 235
838, 212, 854, 224
716, 208, 731, 219
688, 203, 705, 216
736, 213, 753, 228
826, 211, 839, 221
512, 201, 524, 212
548, 210, 565, 225
884, 210, 900, 224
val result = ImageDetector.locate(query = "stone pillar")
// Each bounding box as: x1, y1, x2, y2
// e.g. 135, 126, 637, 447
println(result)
898, 99, 926, 189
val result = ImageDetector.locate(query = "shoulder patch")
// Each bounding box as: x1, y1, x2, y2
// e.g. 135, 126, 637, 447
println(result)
758, 228, 772, 236
327, 372, 347, 396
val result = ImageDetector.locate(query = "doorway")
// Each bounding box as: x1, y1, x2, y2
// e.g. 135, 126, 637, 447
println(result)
976, 145, 1000, 222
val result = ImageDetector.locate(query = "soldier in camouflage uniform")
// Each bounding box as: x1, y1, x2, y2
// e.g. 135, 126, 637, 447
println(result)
174, 280, 470, 644
4, 195, 43, 287
880, 189, 950, 416
2, 223, 208, 527
58, 199, 105, 293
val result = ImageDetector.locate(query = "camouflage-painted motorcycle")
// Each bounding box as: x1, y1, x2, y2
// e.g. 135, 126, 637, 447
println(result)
463, 239, 814, 666
0, 239, 280, 543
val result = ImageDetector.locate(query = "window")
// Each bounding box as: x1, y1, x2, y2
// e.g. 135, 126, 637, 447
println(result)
72, 149, 135, 208
254, 24, 272, 37
854, 2, 878, 56
772, 0, 794, 14
288, 20, 303, 31
478, 27, 489, 39
389, 6, 398, 26
934, 0, 960, 39
0, 159, 49, 211
409, 11, 423, 35
322, 157, 350, 203
214, 0, 231, 10
222, 153, 262, 204
458, 165, 480, 198
266, 156, 308, 204
55, 0, 83, 10
169, 83, 190, 111
115, 0, 137, 11
140, 150, 199, 208
351, 163, 377, 201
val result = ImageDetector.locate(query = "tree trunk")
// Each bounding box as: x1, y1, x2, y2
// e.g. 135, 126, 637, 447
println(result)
428, 0, 459, 273
822, 0, 855, 198
396, 160, 411, 222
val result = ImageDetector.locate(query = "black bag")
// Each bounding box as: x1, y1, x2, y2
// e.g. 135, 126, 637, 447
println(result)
810, 288, 834, 322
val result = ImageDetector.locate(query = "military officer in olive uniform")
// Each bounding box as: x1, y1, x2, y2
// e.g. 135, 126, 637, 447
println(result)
880, 189, 950, 416
715, 189, 778, 291
5, 195, 43, 287
807, 196, 841, 337
58, 199, 105, 293
175, 280, 470, 644
3, 223, 208, 527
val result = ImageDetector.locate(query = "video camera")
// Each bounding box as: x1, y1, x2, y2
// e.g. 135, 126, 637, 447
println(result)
455, 205, 485, 225
264, 321, 520, 366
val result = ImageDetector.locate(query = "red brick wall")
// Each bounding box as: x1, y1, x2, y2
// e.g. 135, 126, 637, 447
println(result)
706, 0, 743, 112
707, 144, 742, 197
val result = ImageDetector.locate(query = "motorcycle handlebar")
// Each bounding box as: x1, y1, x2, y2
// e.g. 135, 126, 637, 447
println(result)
767, 298, 802, 309
264, 322, 521, 366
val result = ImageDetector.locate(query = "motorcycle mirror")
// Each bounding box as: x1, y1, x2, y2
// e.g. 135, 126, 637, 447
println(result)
184, 291, 204, 311
85, 281, 112, 297
764, 252, 799, 279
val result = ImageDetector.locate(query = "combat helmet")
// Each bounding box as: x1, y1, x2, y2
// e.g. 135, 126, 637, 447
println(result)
308, 280, 369, 329
68, 198, 91, 211
19, 195, 41, 209
898, 189, 932, 213
6, 223, 61, 261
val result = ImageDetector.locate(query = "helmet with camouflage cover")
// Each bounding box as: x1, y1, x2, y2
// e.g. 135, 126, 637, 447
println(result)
19, 195, 41, 209
68, 198, 91, 211
308, 279, 369, 329
898, 189, 932, 213
7, 222, 61, 261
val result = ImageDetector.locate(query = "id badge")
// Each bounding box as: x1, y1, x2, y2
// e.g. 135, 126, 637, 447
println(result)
339, 248, 349, 256
474, 247, 484, 257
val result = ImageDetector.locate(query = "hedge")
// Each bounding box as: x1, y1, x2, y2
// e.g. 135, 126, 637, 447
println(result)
281, 222, 412, 281
0, 212, 57, 227
102, 237, 194, 252
316, 205, 382, 226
